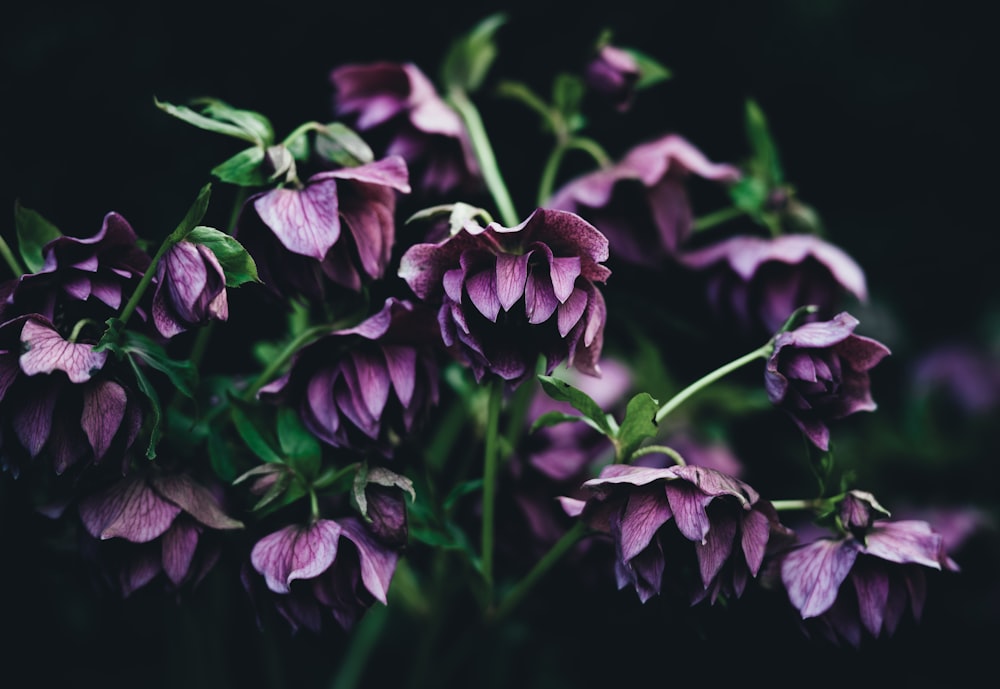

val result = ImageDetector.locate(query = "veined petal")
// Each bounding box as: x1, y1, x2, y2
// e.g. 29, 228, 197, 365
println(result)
618, 489, 672, 562
495, 252, 530, 311
250, 520, 342, 594
161, 519, 200, 586
254, 179, 341, 260
79, 475, 181, 543
20, 319, 107, 383
341, 518, 399, 605
80, 379, 127, 460
781, 538, 859, 619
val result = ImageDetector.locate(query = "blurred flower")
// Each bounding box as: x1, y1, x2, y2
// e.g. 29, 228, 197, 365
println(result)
235, 156, 410, 300
778, 490, 959, 647
78, 469, 244, 597
584, 44, 640, 112
151, 240, 228, 338
765, 311, 891, 451
259, 297, 440, 456
547, 134, 740, 268
680, 233, 868, 340
398, 208, 610, 388
910, 342, 1000, 415
246, 516, 400, 633
331, 62, 481, 196
565, 463, 789, 604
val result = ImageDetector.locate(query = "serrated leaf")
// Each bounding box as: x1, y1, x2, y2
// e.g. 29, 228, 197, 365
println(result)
441, 13, 507, 94
13, 201, 62, 273
187, 226, 260, 286
211, 146, 269, 187
616, 392, 660, 461
537, 375, 614, 436
315, 122, 374, 167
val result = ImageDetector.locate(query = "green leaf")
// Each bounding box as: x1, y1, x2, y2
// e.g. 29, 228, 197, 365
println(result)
366, 466, 417, 503
207, 430, 240, 483
277, 407, 321, 462
529, 410, 589, 434
228, 399, 283, 464
552, 73, 585, 131
169, 183, 212, 242
190, 97, 275, 146
495, 80, 553, 128
155, 98, 272, 146
442, 478, 483, 512
127, 355, 162, 459
628, 48, 672, 90
187, 226, 260, 286
745, 99, 783, 186
537, 375, 614, 436
314, 122, 374, 167
616, 392, 660, 461
13, 201, 62, 273
211, 146, 269, 187
440, 13, 507, 94
121, 330, 198, 398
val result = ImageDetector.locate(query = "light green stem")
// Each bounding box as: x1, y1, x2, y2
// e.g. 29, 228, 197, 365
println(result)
537, 145, 568, 207
328, 604, 389, 689
655, 344, 772, 423
0, 234, 25, 277
629, 444, 687, 466
771, 498, 823, 512
693, 205, 747, 232
241, 324, 334, 400
448, 89, 519, 227
480, 379, 505, 596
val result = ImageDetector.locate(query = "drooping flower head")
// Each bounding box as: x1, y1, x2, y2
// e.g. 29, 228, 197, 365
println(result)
235, 156, 410, 301
547, 134, 741, 268
331, 62, 481, 196
680, 233, 869, 341
258, 297, 440, 456
399, 208, 610, 388
584, 44, 641, 112
151, 239, 229, 338
777, 490, 959, 647
0, 213, 152, 476
564, 463, 790, 605
765, 311, 891, 451
78, 468, 244, 597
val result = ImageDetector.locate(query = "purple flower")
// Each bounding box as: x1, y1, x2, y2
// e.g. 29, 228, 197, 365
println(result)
245, 516, 400, 633
398, 208, 611, 388
765, 311, 891, 451
680, 233, 869, 339
565, 463, 789, 604
151, 240, 228, 338
547, 134, 741, 268
584, 44, 640, 112
0, 315, 143, 475
258, 297, 440, 456
778, 491, 959, 647
78, 469, 244, 597
235, 156, 410, 299
910, 342, 1000, 415
331, 62, 480, 196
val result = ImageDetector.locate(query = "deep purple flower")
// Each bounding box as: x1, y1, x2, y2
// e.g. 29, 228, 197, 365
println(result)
151, 240, 228, 338
564, 463, 789, 604
584, 44, 640, 112
0, 315, 143, 475
398, 208, 610, 388
78, 469, 244, 597
910, 342, 1000, 415
258, 297, 440, 456
680, 233, 869, 339
331, 62, 480, 196
778, 491, 959, 647
765, 311, 891, 451
235, 156, 410, 300
246, 515, 400, 633
547, 134, 741, 268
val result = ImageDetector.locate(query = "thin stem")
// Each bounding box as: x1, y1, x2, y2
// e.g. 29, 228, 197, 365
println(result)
537, 144, 568, 207
629, 444, 686, 466
655, 343, 772, 423
0, 234, 25, 277
116, 238, 171, 328
241, 324, 333, 400
692, 205, 747, 232
327, 605, 389, 689
480, 378, 505, 597
448, 89, 519, 227
771, 498, 824, 512
566, 136, 612, 169
491, 521, 588, 623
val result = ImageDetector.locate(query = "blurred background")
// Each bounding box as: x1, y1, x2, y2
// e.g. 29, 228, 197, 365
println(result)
2, 1, 997, 686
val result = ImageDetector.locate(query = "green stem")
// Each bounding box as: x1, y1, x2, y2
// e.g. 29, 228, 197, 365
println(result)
692, 205, 747, 232
327, 604, 388, 689
0, 234, 25, 277
241, 324, 333, 400
480, 378, 505, 597
537, 144, 568, 207
654, 343, 772, 423
629, 444, 686, 466
491, 521, 588, 623
116, 238, 172, 328
771, 498, 824, 512
566, 136, 612, 169
448, 89, 519, 227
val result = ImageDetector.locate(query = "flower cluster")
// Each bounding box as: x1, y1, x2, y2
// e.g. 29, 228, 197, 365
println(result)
1, 13, 983, 687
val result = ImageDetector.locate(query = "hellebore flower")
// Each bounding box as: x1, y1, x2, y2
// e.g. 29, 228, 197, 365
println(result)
151, 240, 228, 338
398, 208, 611, 388
584, 44, 641, 112
679, 233, 869, 340
235, 156, 410, 300
330, 62, 480, 196
547, 134, 740, 268
778, 490, 959, 647
0, 315, 143, 476
258, 297, 440, 456
246, 515, 401, 633
78, 469, 244, 597
565, 463, 789, 604
765, 311, 891, 451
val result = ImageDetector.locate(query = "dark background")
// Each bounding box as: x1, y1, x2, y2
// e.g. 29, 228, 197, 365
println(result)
2, 1, 998, 687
